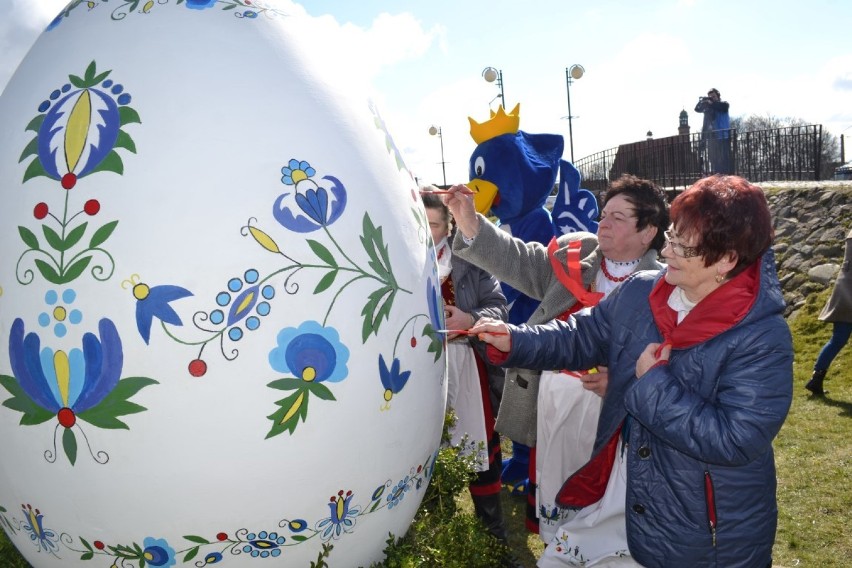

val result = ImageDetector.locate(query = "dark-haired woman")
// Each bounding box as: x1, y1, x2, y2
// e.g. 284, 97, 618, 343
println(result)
421, 188, 511, 542
472, 175, 793, 567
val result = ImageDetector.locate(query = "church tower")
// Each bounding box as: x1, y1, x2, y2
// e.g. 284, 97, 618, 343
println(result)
678, 109, 690, 135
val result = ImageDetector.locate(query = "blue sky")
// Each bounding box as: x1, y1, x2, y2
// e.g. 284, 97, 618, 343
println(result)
3, 0, 851, 185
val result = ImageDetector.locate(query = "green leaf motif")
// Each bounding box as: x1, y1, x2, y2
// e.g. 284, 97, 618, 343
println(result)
60, 255, 92, 284
90, 150, 124, 176
89, 220, 118, 248
266, 384, 312, 438
18, 226, 40, 250
267, 377, 303, 391
77, 377, 158, 430
423, 323, 444, 362
24, 114, 45, 134
42, 225, 64, 251
360, 286, 395, 342
34, 259, 62, 284
22, 156, 49, 183
307, 239, 337, 267
63, 222, 88, 250
306, 381, 336, 401
0, 375, 54, 425
114, 130, 137, 153
183, 535, 210, 545
119, 106, 142, 126
359, 214, 393, 282
63, 427, 78, 465
313, 270, 338, 294
18, 137, 39, 162
184, 547, 199, 562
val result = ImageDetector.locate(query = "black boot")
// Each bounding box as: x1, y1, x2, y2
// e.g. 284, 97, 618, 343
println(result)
805, 369, 827, 395
471, 492, 508, 542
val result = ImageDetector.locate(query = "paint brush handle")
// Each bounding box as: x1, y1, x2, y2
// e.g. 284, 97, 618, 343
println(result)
435, 329, 508, 336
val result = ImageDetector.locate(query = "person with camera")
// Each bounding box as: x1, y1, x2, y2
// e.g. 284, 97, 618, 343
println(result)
694, 88, 732, 174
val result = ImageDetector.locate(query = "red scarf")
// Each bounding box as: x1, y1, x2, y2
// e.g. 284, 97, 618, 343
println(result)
649, 256, 761, 354
556, 257, 763, 508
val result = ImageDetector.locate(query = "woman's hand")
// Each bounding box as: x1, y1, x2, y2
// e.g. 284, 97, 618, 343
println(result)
444, 305, 473, 340
636, 343, 671, 378
580, 366, 608, 397
468, 317, 511, 352
443, 185, 480, 239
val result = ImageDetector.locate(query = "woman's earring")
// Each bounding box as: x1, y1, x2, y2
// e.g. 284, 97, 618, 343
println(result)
715, 273, 724, 284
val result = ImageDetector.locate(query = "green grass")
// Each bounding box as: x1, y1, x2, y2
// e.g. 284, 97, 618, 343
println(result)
1, 288, 850, 567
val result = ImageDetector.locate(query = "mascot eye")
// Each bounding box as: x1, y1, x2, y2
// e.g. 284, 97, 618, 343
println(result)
474, 156, 485, 177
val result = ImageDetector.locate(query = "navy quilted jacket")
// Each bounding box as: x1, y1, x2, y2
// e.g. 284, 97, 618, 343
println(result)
503, 251, 793, 567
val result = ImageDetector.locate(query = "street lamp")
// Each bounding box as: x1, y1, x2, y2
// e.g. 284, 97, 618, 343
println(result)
428, 125, 447, 187
482, 66, 505, 108
564, 64, 584, 162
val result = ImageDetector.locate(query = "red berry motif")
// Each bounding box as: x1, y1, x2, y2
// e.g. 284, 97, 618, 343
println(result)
94, 541, 105, 550
410, 336, 417, 348
84, 199, 100, 215
188, 359, 207, 377
57, 407, 76, 428
61, 173, 77, 189
216, 532, 228, 541
33, 202, 49, 219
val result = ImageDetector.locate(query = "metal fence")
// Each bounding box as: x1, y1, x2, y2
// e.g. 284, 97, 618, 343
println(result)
573, 124, 823, 192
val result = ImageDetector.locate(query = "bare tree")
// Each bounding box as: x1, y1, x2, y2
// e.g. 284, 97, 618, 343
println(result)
733, 114, 840, 179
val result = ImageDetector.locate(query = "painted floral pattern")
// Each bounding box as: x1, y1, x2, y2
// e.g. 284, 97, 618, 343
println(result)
1, 317, 157, 464
17, 61, 133, 286
0, 453, 437, 565
47, 0, 289, 26
265, 321, 349, 437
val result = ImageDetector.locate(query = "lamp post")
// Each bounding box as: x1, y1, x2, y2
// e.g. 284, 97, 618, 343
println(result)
482, 66, 505, 108
428, 125, 447, 187
564, 64, 584, 162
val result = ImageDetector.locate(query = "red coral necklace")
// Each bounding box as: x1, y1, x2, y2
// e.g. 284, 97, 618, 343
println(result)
600, 259, 635, 283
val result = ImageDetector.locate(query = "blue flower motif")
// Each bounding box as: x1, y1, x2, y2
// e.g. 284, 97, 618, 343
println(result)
38, 288, 82, 338
8, 318, 122, 418
241, 531, 285, 558
273, 160, 347, 232
21, 504, 58, 555
142, 536, 176, 567
316, 490, 361, 541
387, 476, 410, 509
281, 159, 316, 185
269, 321, 349, 383
133, 283, 193, 345
203, 551, 224, 564
208, 270, 274, 342
379, 355, 412, 402
37, 88, 121, 181
185, 0, 219, 9
426, 279, 444, 332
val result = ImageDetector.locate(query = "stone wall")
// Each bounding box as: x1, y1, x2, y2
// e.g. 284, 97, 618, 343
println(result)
764, 182, 852, 317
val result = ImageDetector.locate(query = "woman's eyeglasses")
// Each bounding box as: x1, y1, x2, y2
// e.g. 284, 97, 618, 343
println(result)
663, 230, 701, 258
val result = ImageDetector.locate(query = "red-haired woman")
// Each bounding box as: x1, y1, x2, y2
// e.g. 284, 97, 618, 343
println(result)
472, 175, 793, 567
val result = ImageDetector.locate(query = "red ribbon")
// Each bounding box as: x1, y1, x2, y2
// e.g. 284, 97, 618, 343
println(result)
547, 238, 604, 308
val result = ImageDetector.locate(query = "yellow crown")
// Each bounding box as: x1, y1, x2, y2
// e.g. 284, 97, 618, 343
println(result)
468, 103, 521, 145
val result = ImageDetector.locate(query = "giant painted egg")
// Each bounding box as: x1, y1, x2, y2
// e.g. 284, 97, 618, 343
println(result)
0, 2, 447, 567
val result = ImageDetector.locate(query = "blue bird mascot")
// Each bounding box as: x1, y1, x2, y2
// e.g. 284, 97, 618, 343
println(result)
466, 103, 599, 499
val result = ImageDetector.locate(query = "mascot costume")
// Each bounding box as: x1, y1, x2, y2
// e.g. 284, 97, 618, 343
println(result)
466, 104, 599, 520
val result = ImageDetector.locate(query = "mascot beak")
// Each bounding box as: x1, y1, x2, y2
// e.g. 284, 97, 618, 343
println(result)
468, 178, 499, 214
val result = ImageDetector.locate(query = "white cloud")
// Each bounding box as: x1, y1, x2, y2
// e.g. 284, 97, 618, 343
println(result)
0, 0, 68, 93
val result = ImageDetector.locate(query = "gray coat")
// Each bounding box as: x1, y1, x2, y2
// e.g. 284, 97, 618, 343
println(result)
819, 228, 852, 323
447, 234, 509, 410
453, 214, 663, 445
